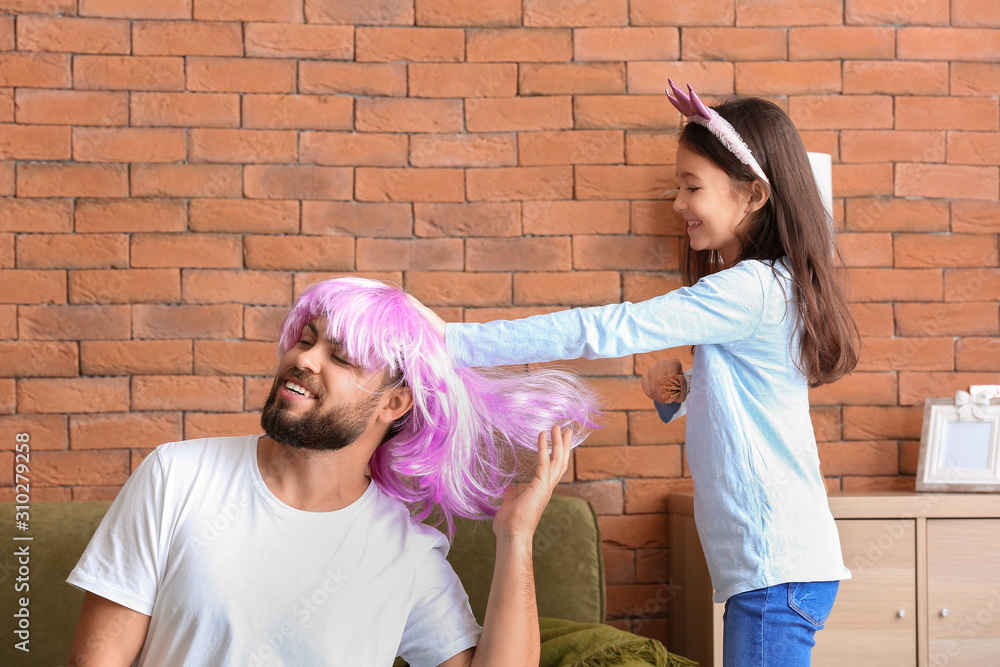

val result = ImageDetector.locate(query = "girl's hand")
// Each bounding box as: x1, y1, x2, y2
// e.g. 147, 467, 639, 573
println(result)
492, 425, 572, 540
406, 294, 447, 339
640, 358, 686, 403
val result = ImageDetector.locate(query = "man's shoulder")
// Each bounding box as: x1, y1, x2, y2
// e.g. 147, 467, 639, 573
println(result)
368, 486, 451, 556
145, 434, 258, 480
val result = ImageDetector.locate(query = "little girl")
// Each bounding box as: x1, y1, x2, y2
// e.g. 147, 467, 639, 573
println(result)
413, 80, 861, 665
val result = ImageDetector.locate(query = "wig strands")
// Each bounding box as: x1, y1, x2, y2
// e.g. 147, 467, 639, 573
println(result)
278, 277, 602, 536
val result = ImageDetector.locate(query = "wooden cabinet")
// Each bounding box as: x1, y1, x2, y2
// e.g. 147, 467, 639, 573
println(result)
666, 492, 1000, 667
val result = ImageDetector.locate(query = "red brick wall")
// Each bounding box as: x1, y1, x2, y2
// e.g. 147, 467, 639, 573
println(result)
2, 0, 999, 642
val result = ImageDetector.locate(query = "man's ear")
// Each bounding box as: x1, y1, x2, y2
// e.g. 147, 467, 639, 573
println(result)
379, 385, 413, 424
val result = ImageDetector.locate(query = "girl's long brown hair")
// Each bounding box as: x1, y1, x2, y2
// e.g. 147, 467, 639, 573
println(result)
678, 96, 859, 387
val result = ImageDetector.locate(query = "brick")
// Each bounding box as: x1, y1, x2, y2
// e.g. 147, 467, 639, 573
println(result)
414, 202, 519, 237
896, 302, 999, 337
817, 441, 898, 476
0, 17, 9, 50
244, 376, 272, 412
243, 94, 352, 131
0, 414, 67, 450
953, 201, 1000, 234
18, 163, 127, 199
602, 548, 635, 584
18, 16, 128, 54
244, 306, 286, 341
897, 164, 998, 201
466, 28, 571, 62
948, 132, 1000, 166
522, 200, 629, 236
845, 198, 949, 233
957, 338, 1000, 371
553, 480, 623, 516
410, 133, 516, 168
15, 89, 128, 126
0, 125, 70, 160
357, 27, 463, 62
847, 268, 943, 302
945, 268, 1000, 301
74, 55, 184, 91
193, 0, 302, 22
184, 412, 263, 440
299, 62, 407, 96
245, 23, 352, 60
415, 0, 519, 27
858, 0, 949, 24
244, 165, 352, 200
79, 0, 191, 19
187, 57, 295, 93
188, 129, 297, 164
574, 27, 678, 61
843, 61, 948, 96
634, 0, 733, 24
635, 549, 669, 583
304, 202, 412, 237
466, 237, 571, 272
520, 63, 625, 95
409, 63, 516, 98
73, 127, 185, 163
132, 304, 241, 339
0, 270, 65, 304
0, 305, 13, 339
627, 61, 734, 96
628, 409, 687, 446
0, 233, 10, 268
899, 27, 1000, 61
0, 378, 11, 413
849, 303, 893, 338
740, 0, 841, 25
467, 165, 572, 201
622, 274, 683, 304
576, 446, 681, 480
244, 235, 354, 271
76, 198, 187, 233
304, 0, 414, 25
839, 233, 893, 267
532, 355, 633, 380
788, 26, 894, 60
840, 130, 945, 164
895, 234, 997, 269
189, 199, 299, 234
81, 340, 192, 375
19, 377, 128, 414
513, 270, 620, 307
355, 238, 461, 271
0, 341, 77, 377
589, 378, 655, 412
575, 236, 676, 272
626, 131, 677, 167
682, 27, 785, 61
789, 95, 893, 130
810, 406, 842, 442
132, 21, 243, 56
736, 61, 841, 95
131, 164, 242, 198
357, 98, 463, 133
300, 132, 406, 167
519, 130, 623, 167
129, 92, 237, 129
856, 336, 953, 372
467, 96, 573, 133
405, 271, 511, 307
69, 269, 180, 304
33, 450, 130, 486
356, 167, 464, 202
0, 89, 11, 123
0, 198, 73, 234
898, 97, 998, 131
840, 406, 919, 441
0, 53, 70, 88
70, 412, 182, 450
576, 166, 675, 201
524, 0, 626, 27
131, 233, 242, 269
605, 581, 674, 619
952, 0, 1000, 27
182, 270, 292, 306
809, 372, 896, 406
20, 304, 128, 340
951, 63, 1000, 97
193, 340, 277, 376
631, 200, 684, 236
132, 375, 243, 412
574, 95, 679, 130
832, 163, 893, 198
900, 371, 1000, 405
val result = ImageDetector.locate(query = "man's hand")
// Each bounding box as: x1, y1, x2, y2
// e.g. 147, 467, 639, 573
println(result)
492, 425, 572, 540
406, 294, 447, 339
639, 358, 686, 403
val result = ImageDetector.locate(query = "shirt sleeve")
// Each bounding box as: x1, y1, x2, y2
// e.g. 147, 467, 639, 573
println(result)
66, 449, 168, 616
446, 261, 768, 369
396, 545, 482, 667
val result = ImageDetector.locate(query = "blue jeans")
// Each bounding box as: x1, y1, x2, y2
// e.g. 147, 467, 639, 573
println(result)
723, 581, 839, 667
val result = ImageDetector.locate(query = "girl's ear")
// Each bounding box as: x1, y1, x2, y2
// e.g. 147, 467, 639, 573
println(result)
746, 180, 770, 214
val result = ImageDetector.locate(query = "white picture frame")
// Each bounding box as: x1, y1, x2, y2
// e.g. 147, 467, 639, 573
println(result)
916, 397, 1000, 492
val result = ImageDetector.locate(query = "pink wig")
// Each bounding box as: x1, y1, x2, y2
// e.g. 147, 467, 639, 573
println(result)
278, 277, 601, 536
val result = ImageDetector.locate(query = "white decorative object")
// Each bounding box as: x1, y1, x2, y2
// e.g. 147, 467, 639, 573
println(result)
916, 396, 1000, 492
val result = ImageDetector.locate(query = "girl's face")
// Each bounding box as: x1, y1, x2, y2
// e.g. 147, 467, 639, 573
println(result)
673, 144, 752, 266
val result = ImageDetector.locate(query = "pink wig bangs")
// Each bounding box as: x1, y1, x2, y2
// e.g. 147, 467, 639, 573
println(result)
278, 277, 601, 536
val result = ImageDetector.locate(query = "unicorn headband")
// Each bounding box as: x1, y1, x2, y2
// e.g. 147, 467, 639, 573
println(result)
666, 79, 769, 184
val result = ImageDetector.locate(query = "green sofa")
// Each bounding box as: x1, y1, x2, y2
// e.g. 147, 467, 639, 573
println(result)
1, 496, 693, 666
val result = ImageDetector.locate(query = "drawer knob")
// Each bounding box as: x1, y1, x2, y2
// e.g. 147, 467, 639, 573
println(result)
940, 609, 949, 617
897, 610, 907, 618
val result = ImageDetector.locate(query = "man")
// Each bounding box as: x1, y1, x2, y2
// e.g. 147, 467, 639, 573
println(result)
67, 277, 598, 666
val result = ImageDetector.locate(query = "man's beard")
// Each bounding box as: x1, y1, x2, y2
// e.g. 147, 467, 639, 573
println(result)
259, 371, 381, 452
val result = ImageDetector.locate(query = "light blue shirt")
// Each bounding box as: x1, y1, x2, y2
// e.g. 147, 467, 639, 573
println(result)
447, 259, 850, 602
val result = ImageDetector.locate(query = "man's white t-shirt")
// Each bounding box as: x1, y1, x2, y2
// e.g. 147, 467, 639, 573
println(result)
68, 435, 482, 666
